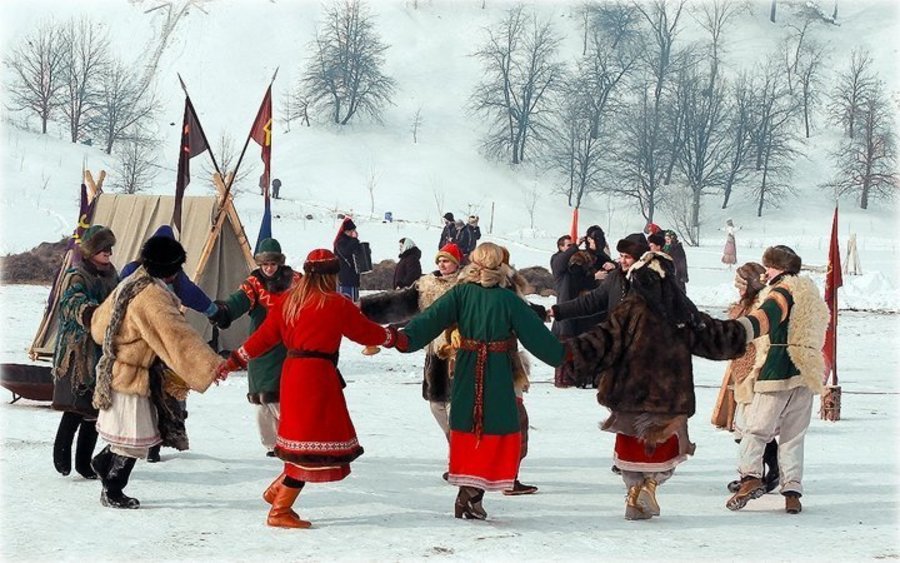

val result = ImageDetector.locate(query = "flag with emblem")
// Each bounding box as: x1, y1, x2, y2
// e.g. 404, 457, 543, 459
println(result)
172, 97, 210, 234
249, 85, 273, 249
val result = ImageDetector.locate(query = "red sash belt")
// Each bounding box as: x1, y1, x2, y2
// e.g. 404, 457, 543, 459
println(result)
457, 337, 516, 441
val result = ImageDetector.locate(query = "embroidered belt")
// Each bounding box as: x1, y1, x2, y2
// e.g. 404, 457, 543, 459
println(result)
457, 337, 517, 441
286, 349, 346, 388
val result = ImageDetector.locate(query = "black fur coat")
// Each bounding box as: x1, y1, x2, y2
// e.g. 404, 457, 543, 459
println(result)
567, 293, 747, 418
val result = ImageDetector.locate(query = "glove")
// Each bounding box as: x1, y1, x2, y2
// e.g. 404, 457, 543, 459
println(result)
382, 324, 409, 352
208, 300, 232, 329
215, 347, 249, 381
81, 304, 98, 328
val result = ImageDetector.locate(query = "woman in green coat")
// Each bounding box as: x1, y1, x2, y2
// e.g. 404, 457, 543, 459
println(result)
394, 242, 565, 520
213, 238, 300, 456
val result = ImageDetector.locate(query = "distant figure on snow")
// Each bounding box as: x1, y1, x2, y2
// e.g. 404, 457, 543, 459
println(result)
722, 219, 738, 268
393, 238, 422, 289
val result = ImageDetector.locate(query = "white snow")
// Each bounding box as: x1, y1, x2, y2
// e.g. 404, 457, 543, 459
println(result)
1, 0, 899, 559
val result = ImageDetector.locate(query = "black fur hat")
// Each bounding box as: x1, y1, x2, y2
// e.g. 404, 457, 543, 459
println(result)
616, 233, 650, 259
79, 225, 116, 258
647, 231, 666, 248
628, 251, 702, 329
141, 235, 187, 278
762, 245, 802, 275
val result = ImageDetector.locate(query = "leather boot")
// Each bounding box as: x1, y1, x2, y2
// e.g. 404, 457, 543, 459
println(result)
267, 484, 311, 528
726, 476, 765, 511
53, 412, 81, 476
100, 454, 140, 509
637, 478, 660, 517
625, 485, 650, 520
454, 486, 487, 520
784, 492, 802, 514
763, 439, 779, 493
74, 419, 99, 479
502, 480, 538, 496
263, 473, 300, 519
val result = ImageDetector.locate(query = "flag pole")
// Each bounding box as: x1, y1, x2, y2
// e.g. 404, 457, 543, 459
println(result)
177, 73, 223, 178
221, 67, 280, 204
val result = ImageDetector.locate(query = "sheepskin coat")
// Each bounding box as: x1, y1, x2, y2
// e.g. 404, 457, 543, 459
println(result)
568, 293, 748, 422
90, 268, 222, 399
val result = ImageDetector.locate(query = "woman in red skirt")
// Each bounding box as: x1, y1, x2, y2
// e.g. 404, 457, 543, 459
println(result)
216, 249, 400, 528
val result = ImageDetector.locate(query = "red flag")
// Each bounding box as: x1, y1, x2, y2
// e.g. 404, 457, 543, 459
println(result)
823, 206, 843, 385
249, 85, 273, 196
569, 207, 579, 242
172, 98, 210, 233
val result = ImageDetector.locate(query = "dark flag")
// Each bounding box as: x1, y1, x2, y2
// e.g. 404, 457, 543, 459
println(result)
823, 206, 843, 385
172, 98, 210, 233
249, 85, 273, 249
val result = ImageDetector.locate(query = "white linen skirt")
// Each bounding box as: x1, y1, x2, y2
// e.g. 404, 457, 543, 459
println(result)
97, 391, 161, 449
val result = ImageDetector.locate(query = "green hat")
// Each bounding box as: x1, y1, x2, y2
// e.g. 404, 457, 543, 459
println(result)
254, 238, 285, 265
79, 225, 116, 258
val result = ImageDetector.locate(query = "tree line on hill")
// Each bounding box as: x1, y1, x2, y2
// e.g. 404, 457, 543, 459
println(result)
5, 0, 896, 246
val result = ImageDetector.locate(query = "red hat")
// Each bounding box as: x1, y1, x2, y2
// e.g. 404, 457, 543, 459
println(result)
304, 248, 340, 275
435, 243, 462, 266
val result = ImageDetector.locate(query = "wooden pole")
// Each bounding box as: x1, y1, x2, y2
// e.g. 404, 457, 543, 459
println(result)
489, 201, 495, 235
192, 172, 255, 283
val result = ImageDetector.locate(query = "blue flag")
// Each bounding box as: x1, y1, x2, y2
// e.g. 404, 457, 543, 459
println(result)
255, 191, 272, 254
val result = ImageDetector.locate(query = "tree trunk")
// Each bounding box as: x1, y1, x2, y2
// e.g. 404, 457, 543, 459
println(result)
691, 187, 701, 244
804, 102, 811, 138
770, 0, 777, 23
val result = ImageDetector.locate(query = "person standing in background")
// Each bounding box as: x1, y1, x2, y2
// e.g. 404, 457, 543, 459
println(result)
393, 238, 422, 289
439, 212, 456, 248
722, 219, 738, 268
334, 217, 361, 302
664, 231, 689, 292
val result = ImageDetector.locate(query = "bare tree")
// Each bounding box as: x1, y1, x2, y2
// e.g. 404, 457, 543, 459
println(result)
113, 140, 158, 194
795, 40, 825, 138
720, 72, 755, 208
431, 186, 446, 226
691, 0, 744, 88
202, 132, 252, 195
547, 89, 604, 208
524, 184, 540, 229
366, 166, 378, 215
471, 5, 565, 165
280, 87, 310, 132
410, 106, 423, 144
4, 20, 67, 134
826, 81, 897, 209
93, 58, 160, 154
828, 47, 876, 140
58, 17, 110, 143
301, 0, 396, 125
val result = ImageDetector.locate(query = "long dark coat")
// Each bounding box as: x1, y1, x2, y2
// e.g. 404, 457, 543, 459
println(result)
553, 266, 626, 337
393, 246, 422, 289
334, 233, 361, 288
550, 247, 600, 337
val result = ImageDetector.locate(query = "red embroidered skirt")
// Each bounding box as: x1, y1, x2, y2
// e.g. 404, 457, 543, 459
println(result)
613, 433, 686, 473
447, 430, 520, 491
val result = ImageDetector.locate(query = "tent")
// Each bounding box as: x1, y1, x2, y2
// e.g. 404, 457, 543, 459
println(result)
28, 171, 256, 362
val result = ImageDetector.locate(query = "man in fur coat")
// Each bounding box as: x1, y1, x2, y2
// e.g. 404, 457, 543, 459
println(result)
360, 243, 463, 445
212, 237, 301, 457
565, 251, 750, 520
726, 245, 828, 515
89, 235, 224, 509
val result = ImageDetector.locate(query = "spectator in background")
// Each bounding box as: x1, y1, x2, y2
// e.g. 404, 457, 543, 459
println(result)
271, 179, 281, 200
464, 215, 481, 255
647, 231, 666, 253
394, 238, 422, 289
334, 217, 362, 302
585, 225, 615, 272
439, 212, 456, 249
644, 222, 662, 236
664, 231, 689, 292
452, 219, 473, 261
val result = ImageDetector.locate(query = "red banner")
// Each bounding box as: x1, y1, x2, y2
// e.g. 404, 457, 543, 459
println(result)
823, 206, 843, 385
569, 207, 579, 243
249, 85, 273, 195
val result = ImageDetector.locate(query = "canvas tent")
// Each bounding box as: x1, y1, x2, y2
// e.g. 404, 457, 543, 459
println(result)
29, 175, 256, 360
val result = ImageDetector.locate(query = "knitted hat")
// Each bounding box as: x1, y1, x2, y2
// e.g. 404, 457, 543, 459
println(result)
254, 238, 285, 265
644, 222, 661, 235
616, 233, 650, 259
647, 231, 666, 248
435, 243, 462, 265
304, 248, 340, 275
399, 237, 417, 253
79, 225, 116, 258
762, 245, 802, 275
341, 218, 357, 232
443, 212, 454, 222
141, 235, 186, 278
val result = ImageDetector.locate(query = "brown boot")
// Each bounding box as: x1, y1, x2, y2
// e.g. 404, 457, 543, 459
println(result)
625, 485, 650, 520
726, 477, 765, 511
263, 473, 299, 519
637, 478, 660, 517
266, 485, 311, 529
784, 492, 802, 514
454, 486, 487, 520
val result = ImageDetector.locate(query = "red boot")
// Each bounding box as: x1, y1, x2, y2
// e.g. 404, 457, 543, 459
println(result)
263, 472, 298, 518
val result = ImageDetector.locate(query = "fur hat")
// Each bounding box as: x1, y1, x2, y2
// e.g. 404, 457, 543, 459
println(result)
435, 243, 462, 265
647, 231, 666, 248
254, 238, 285, 265
304, 248, 340, 275
341, 218, 357, 232
79, 225, 116, 258
141, 235, 187, 278
443, 212, 455, 222
762, 245, 802, 275
616, 233, 650, 259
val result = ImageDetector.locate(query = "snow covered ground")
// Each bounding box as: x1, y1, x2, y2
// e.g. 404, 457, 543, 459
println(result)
1, 285, 898, 560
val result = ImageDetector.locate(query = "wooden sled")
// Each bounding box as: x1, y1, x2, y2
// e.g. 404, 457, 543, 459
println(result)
0, 363, 53, 403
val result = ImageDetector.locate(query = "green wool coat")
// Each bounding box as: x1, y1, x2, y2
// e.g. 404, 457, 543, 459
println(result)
224, 268, 299, 403
402, 283, 565, 434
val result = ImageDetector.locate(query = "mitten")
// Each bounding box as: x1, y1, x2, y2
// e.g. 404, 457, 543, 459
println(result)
209, 301, 232, 329
215, 347, 249, 380
382, 324, 410, 352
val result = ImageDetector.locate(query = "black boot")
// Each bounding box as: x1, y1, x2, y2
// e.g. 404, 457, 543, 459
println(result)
53, 412, 82, 476
454, 486, 487, 520
100, 453, 140, 509
91, 445, 114, 480
74, 420, 99, 479
147, 445, 161, 463
763, 439, 779, 493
